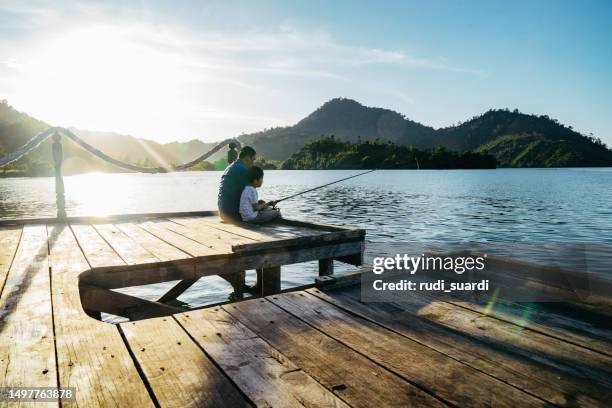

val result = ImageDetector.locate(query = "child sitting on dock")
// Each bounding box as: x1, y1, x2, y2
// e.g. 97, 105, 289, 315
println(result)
239, 166, 281, 223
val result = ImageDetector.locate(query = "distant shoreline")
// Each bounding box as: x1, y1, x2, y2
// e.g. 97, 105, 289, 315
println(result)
3, 166, 612, 179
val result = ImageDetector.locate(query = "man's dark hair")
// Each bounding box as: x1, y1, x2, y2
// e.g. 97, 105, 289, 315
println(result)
239, 146, 256, 159
247, 166, 264, 182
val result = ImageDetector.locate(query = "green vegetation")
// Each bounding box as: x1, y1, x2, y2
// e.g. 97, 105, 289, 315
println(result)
0, 100, 225, 177
2, 97, 611, 177
240, 98, 612, 167
281, 136, 496, 170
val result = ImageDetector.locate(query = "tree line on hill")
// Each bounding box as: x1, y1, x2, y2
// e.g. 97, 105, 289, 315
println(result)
2, 97, 612, 177
280, 136, 496, 170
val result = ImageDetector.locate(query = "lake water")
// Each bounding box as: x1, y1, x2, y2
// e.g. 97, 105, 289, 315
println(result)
1, 168, 611, 315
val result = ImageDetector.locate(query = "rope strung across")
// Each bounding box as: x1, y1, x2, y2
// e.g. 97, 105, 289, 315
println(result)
0, 126, 241, 173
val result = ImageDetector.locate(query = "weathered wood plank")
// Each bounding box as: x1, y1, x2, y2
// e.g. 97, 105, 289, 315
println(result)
164, 218, 254, 253
177, 307, 351, 408
70, 223, 124, 268
449, 298, 612, 357
231, 230, 364, 253
171, 215, 336, 244
308, 287, 611, 407
170, 216, 273, 242
92, 223, 158, 265
47, 224, 154, 407
172, 215, 364, 254
138, 220, 217, 257
114, 222, 191, 262
0, 227, 22, 295
81, 241, 364, 290
353, 285, 612, 387
120, 317, 249, 407
80, 285, 182, 319
0, 210, 218, 227
157, 278, 199, 303
0, 225, 57, 408
279, 218, 356, 232
271, 291, 550, 408
224, 298, 447, 408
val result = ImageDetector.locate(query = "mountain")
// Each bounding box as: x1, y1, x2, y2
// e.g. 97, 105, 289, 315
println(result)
282, 136, 497, 170
0, 100, 221, 175
239, 98, 436, 160
2, 97, 611, 174
240, 98, 612, 167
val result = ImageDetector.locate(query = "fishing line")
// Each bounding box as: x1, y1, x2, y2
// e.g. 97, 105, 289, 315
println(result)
271, 169, 376, 206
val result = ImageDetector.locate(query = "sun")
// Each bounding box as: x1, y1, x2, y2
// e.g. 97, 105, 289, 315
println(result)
14, 24, 187, 136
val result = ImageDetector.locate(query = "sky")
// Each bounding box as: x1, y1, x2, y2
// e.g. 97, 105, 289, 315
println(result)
0, 0, 611, 144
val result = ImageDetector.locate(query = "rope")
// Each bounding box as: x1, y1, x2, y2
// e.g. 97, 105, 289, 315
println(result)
0, 126, 241, 173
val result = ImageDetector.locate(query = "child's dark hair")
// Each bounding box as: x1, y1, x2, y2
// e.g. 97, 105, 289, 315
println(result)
247, 166, 264, 182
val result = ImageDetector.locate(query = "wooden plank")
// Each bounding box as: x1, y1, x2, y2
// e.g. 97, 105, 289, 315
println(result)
80, 285, 182, 319
92, 223, 158, 265
170, 216, 274, 242
448, 299, 612, 357
279, 218, 357, 232
0, 227, 22, 295
157, 278, 199, 303
163, 219, 254, 253
314, 269, 366, 289
172, 215, 335, 243
352, 285, 612, 387
169, 215, 367, 255
177, 307, 351, 408
173, 215, 365, 253
114, 222, 201, 306
271, 291, 550, 408
81, 241, 364, 290
308, 287, 611, 407
231, 230, 364, 253
47, 224, 154, 407
224, 297, 447, 408
138, 220, 217, 257
120, 317, 249, 407
114, 222, 191, 262
0, 210, 218, 227
140, 220, 252, 297
70, 223, 125, 268
0, 225, 57, 408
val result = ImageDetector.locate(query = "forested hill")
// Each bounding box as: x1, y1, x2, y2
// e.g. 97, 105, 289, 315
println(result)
0, 101, 221, 175
239, 98, 436, 160
2, 97, 611, 175
240, 98, 612, 167
281, 136, 496, 170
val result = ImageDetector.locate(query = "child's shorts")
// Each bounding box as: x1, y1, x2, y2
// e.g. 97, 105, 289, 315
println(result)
250, 207, 281, 223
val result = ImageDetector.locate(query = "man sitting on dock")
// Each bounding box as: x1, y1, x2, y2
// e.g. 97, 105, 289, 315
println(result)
217, 146, 256, 222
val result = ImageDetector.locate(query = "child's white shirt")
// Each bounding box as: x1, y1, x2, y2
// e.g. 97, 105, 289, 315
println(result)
239, 185, 258, 221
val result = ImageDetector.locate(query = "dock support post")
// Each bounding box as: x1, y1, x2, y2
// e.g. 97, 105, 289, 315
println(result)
52, 133, 67, 219
319, 258, 334, 276
227, 271, 246, 299
257, 267, 281, 296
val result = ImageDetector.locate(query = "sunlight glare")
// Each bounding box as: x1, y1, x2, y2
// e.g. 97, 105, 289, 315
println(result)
16, 24, 191, 135
67, 172, 130, 217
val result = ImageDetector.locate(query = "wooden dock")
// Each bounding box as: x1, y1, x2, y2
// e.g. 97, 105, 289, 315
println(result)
0, 212, 611, 407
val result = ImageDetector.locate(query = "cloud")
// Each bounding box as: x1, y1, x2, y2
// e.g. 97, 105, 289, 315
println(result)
0, 1, 481, 141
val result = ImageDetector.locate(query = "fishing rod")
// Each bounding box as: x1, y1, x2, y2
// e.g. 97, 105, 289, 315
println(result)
269, 169, 376, 206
